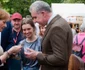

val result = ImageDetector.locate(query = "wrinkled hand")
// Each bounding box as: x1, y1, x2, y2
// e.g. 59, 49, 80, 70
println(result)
7, 45, 22, 55
0, 52, 8, 63
0, 45, 22, 63
24, 48, 39, 60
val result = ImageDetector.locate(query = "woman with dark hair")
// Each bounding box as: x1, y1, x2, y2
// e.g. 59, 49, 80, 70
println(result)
19, 18, 41, 70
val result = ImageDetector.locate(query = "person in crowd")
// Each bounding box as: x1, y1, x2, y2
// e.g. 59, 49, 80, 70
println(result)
0, 8, 13, 70
1, 18, 14, 70
11, 12, 24, 45
0, 8, 22, 70
1, 9, 14, 70
23, 1, 73, 70
26, 15, 40, 37
73, 23, 85, 62
1, 21, 14, 52
69, 23, 76, 37
76, 27, 80, 33
39, 25, 46, 38
19, 18, 41, 70
7, 12, 24, 70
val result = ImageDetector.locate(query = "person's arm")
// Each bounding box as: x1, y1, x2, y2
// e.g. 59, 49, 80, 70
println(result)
37, 27, 67, 66
0, 45, 22, 63
0, 52, 10, 64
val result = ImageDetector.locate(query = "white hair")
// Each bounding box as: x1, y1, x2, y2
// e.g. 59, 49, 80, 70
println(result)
80, 23, 85, 32
29, 1, 52, 13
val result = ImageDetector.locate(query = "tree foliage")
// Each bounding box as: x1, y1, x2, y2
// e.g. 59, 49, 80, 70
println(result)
0, 0, 85, 17
0, 0, 31, 17
64, 0, 85, 3
43, 0, 64, 5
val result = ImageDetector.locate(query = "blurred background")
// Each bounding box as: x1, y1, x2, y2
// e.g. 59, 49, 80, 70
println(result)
0, 0, 85, 17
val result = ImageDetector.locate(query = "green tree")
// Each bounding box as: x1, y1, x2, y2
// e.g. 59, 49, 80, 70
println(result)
64, 0, 85, 3
30, 0, 64, 6
6, 0, 31, 17
43, 0, 64, 5
0, 0, 5, 8
1, 0, 85, 17
0, 0, 32, 17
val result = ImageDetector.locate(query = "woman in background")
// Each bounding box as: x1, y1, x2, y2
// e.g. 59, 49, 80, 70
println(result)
39, 25, 46, 38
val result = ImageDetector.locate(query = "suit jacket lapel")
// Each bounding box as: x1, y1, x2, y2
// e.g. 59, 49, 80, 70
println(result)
42, 15, 61, 43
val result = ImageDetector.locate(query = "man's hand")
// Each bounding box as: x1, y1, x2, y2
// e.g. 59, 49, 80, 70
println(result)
24, 48, 39, 60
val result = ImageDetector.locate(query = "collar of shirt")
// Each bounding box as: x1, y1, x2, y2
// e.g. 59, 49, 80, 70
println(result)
12, 28, 21, 33
47, 13, 57, 25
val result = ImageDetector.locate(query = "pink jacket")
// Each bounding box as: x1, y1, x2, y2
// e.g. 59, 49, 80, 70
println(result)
73, 32, 85, 62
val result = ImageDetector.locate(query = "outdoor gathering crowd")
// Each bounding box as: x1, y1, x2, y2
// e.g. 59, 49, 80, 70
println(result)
0, 1, 85, 70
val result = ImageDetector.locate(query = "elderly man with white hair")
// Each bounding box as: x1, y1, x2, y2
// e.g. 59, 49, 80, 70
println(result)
24, 1, 73, 70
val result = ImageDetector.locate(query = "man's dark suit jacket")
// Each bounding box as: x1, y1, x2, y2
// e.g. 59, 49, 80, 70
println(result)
37, 15, 73, 70
0, 21, 14, 70
1, 21, 14, 51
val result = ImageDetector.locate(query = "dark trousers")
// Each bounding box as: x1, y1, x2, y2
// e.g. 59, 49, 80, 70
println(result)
0, 63, 8, 70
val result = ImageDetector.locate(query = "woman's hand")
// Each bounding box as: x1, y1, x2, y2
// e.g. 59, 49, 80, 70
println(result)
0, 52, 8, 63
7, 45, 22, 55
0, 45, 22, 63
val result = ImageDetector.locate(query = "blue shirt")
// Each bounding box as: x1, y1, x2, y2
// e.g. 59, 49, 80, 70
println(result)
20, 36, 42, 70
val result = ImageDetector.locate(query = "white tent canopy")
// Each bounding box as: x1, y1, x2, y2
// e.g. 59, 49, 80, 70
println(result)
51, 3, 85, 17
